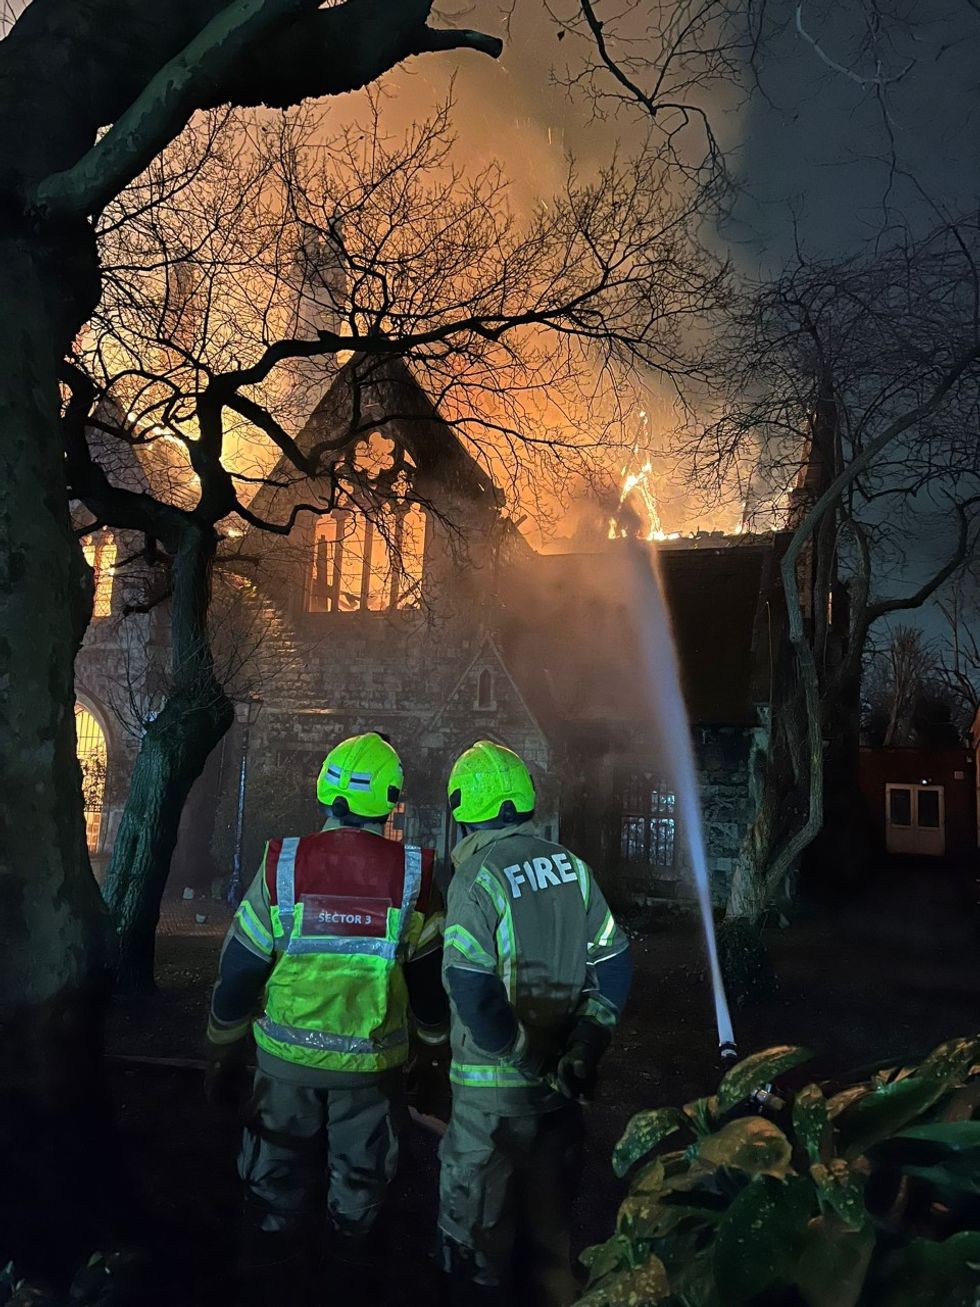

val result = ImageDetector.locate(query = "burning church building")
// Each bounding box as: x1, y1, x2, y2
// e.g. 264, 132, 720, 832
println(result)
74, 352, 806, 913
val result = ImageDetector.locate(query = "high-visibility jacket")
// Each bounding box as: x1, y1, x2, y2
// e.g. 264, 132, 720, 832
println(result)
443, 821, 628, 1114
251, 827, 434, 1074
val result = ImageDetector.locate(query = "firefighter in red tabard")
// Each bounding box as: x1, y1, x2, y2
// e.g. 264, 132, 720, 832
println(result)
205, 732, 446, 1305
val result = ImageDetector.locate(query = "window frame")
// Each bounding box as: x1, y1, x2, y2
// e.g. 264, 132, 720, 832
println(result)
615, 768, 677, 869
307, 503, 426, 615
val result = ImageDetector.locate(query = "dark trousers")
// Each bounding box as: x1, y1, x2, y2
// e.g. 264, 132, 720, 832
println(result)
238, 1068, 401, 1235
438, 1102, 584, 1307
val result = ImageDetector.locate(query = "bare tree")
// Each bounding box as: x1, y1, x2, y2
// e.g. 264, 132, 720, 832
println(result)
0, 0, 506, 1272
863, 625, 939, 746
880, 626, 937, 746
546, 0, 759, 185
68, 96, 726, 990
678, 222, 980, 936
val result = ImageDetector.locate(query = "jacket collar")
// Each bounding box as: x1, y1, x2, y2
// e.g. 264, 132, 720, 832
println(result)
451, 819, 539, 870
321, 815, 386, 837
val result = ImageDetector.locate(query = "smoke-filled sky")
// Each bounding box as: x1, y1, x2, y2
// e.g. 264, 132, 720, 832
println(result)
18, 1, 978, 567
337, 3, 980, 544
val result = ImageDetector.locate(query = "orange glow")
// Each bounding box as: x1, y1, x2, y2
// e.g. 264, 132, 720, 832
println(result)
75, 703, 108, 852
81, 532, 116, 617
308, 505, 426, 612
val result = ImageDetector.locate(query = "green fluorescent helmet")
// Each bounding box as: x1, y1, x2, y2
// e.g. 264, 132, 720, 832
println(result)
447, 740, 536, 825
316, 732, 403, 819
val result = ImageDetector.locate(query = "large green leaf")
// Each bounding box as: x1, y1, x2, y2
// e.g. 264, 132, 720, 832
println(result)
894, 1121, 980, 1149
826, 1086, 871, 1120
939, 1077, 980, 1122
581, 1235, 633, 1290
834, 1076, 950, 1159
808, 1160, 866, 1229
717, 1046, 813, 1114
870, 1123, 980, 1202
682, 1097, 719, 1138
576, 1256, 671, 1306
713, 1176, 815, 1303
618, 1194, 718, 1242
793, 1214, 874, 1307
873, 1232, 980, 1307
665, 1248, 718, 1307
614, 1109, 687, 1178
697, 1118, 793, 1179
631, 1158, 667, 1196
793, 1083, 832, 1166
902, 1159, 980, 1199
915, 1037, 980, 1087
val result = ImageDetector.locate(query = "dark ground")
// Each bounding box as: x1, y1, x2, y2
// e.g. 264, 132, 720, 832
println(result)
7, 862, 980, 1304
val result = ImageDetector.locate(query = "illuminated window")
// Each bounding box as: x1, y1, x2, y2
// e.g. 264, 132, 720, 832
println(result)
308, 505, 426, 613
308, 434, 426, 614
384, 801, 406, 843
75, 703, 108, 853
617, 770, 676, 868
81, 531, 116, 618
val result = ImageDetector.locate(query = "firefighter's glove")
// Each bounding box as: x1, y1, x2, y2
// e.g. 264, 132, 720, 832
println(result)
555, 1020, 611, 1103
203, 1037, 250, 1113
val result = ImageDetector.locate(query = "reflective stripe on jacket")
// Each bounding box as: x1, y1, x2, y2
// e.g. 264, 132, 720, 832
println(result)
253, 828, 432, 1074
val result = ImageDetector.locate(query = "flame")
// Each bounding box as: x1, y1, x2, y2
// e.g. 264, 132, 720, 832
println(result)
620, 461, 665, 541
606, 409, 682, 543
614, 455, 682, 542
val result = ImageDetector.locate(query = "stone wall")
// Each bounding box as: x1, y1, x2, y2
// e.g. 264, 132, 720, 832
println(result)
694, 726, 754, 905
573, 725, 754, 912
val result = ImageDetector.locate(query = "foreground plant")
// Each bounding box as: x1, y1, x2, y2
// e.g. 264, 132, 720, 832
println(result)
578, 1038, 980, 1306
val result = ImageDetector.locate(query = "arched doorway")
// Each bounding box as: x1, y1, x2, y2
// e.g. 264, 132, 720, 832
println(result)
75, 702, 108, 853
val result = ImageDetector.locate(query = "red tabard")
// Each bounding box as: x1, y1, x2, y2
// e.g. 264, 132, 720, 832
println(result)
264, 828, 434, 925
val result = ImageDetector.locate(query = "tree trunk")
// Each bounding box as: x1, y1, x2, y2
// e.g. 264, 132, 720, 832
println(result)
0, 239, 118, 1275
102, 525, 234, 993
805, 665, 868, 899
722, 719, 788, 1002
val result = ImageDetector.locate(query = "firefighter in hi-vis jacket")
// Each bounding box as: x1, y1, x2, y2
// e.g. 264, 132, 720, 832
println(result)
437, 740, 633, 1306
204, 732, 446, 1305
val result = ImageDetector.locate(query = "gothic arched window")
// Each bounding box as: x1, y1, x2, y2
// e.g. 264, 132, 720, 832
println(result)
75, 703, 108, 852
308, 434, 426, 613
